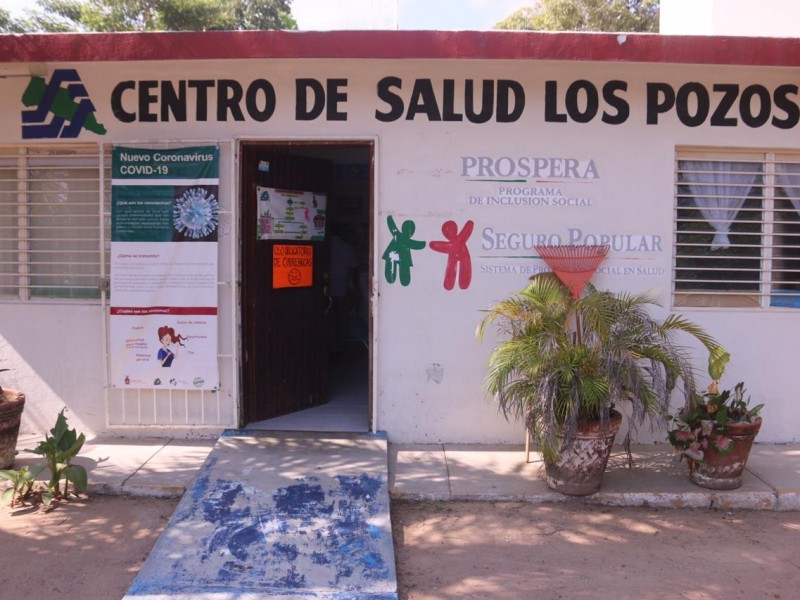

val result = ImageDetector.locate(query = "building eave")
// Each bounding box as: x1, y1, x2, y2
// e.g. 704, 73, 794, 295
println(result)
1, 30, 799, 67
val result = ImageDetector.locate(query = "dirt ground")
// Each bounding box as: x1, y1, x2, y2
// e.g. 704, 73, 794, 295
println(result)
392, 500, 800, 600
2, 495, 800, 599
0, 495, 178, 598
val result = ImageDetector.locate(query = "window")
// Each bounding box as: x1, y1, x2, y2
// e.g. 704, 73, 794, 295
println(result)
0, 145, 109, 300
674, 149, 800, 308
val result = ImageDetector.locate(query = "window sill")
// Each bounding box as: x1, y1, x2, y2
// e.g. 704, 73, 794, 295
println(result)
673, 293, 760, 308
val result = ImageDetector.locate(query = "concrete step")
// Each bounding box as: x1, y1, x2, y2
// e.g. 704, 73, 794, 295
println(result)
124, 431, 397, 600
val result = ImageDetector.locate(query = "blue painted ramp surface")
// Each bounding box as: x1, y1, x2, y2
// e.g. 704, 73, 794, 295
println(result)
124, 431, 397, 600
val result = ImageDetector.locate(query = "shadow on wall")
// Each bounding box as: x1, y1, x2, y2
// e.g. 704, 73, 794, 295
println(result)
0, 304, 104, 436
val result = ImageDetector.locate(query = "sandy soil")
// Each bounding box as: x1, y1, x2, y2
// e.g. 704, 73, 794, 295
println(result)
0, 495, 178, 598
392, 500, 800, 600
3, 495, 800, 599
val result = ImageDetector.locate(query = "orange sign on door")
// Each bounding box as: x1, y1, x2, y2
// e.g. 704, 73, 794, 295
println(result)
273, 244, 313, 288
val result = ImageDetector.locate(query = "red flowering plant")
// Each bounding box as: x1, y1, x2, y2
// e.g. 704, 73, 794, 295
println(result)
668, 349, 764, 461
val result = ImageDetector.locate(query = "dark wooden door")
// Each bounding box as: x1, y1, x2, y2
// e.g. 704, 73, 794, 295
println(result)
241, 146, 332, 423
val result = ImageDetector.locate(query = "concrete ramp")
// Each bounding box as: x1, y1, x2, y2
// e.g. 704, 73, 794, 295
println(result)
124, 431, 397, 600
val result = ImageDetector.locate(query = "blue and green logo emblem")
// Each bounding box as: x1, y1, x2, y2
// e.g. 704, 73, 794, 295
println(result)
21, 68, 106, 139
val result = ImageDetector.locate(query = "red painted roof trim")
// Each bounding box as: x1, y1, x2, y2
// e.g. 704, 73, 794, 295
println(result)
1, 30, 800, 67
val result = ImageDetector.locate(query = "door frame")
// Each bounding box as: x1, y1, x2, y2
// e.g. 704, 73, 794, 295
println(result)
236, 137, 377, 431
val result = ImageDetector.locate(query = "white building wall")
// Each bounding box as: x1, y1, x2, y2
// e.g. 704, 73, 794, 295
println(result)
1, 56, 799, 444
661, 0, 800, 36
1, 303, 103, 436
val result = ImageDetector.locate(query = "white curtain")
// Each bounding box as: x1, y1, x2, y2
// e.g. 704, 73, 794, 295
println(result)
680, 160, 759, 251
776, 162, 800, 214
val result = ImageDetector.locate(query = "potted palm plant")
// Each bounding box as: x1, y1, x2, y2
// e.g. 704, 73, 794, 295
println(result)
0, 370, 26, 469
477, 272, 725, 496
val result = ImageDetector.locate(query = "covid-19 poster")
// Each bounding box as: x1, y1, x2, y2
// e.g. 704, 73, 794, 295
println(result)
109, 146, 220, 391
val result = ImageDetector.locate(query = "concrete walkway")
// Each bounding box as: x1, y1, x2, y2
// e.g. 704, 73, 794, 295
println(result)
14, 432, 218, 497
13, 433, 800, 510
390, 443, 800, 511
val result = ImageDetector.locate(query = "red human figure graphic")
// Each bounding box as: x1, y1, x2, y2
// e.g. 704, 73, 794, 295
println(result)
429, 220, 474, 290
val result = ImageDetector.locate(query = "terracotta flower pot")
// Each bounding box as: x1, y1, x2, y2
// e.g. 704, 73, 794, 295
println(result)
689, 417, 762, 490
0, 389, 26, 469
545, 410, 623, 496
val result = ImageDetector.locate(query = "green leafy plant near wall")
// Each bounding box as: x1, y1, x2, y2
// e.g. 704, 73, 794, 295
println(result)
477, 271, 727, 495
0, 409, 88, 508
0, 465, 45, 505
29, 409, 88, 500
478, 273, 725, 460
667, 348, 765, 490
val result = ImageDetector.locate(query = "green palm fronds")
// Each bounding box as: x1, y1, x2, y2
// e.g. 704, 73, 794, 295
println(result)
478, 272, 724, 461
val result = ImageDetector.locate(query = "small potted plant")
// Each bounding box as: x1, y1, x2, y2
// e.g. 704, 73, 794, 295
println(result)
0, 369, 26, 469
669, 353, 764, 490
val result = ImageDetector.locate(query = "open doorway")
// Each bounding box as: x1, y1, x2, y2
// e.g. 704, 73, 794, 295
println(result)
239, 141, 373, 432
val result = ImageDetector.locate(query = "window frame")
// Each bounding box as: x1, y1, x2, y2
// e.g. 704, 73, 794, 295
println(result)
673, 147, 800, 310
0, 144, 109, 303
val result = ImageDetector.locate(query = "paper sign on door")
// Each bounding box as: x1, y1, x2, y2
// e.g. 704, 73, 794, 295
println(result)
273, 244, 313, 288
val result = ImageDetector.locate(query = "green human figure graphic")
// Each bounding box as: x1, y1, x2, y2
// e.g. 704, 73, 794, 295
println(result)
382, 216, 426, 286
